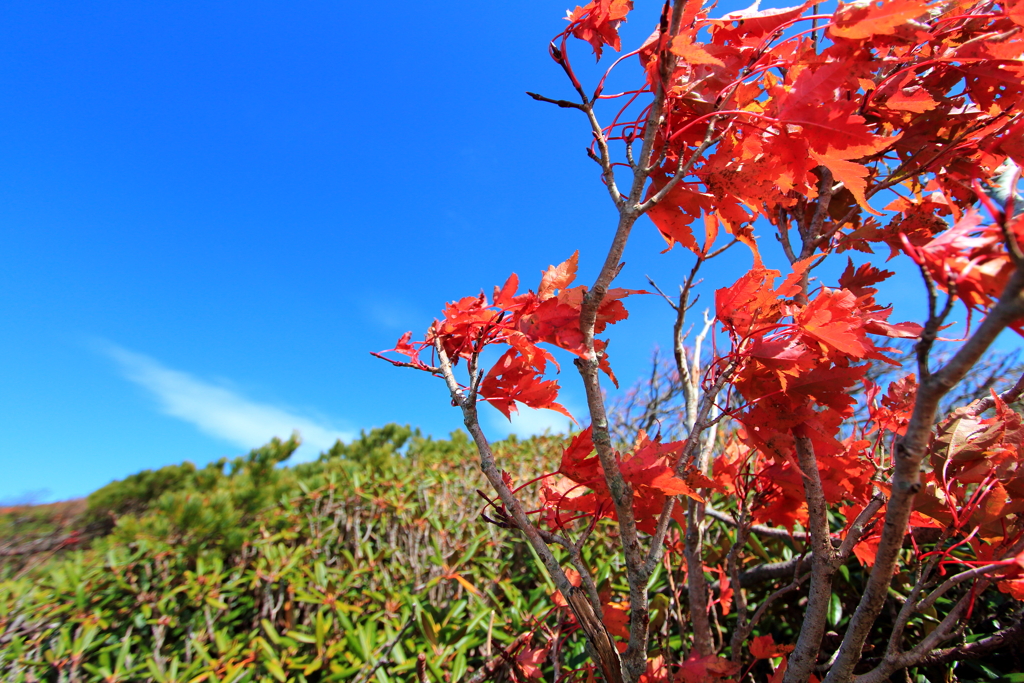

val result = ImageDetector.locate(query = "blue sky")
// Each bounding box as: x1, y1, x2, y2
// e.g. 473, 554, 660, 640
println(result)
0, 1, 1009, 503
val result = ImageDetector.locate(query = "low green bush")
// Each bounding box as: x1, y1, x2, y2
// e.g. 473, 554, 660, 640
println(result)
0, 427, 588, 683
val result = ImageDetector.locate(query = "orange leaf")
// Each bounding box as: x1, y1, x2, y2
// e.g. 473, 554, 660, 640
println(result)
886, 86, 939, 113
670, 33, 724, 66
539, 252, 579, 300
808, 151, 880, 216
648, 469, 703, 502
750, 634, 795, 660
516, 646, 548, 680
647, 201, 701, 255
829, 0, 928, 40
449, 572, 482, 597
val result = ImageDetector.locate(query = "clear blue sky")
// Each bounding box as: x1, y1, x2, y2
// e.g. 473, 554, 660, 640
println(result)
0, 1, 1001, 503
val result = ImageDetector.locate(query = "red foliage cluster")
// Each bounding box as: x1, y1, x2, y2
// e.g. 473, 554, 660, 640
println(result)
380, 0, 1024, 680
374, 251, 642, 419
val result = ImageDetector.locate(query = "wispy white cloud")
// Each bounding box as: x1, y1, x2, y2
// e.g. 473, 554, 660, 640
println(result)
98, 342, 352, 462
361, 296, 423, 331
486, 405, 576, 439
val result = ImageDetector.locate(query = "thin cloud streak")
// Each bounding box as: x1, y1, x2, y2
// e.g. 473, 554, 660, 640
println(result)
100, 343, 352, 462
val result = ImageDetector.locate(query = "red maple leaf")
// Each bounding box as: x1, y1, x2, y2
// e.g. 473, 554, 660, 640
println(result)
829, 0, 929, 41
904, 208, 1019, 315
709, 1, 815, 47
538, 250, 579, 300
886, 85, 939, 113
714, 565, 733, 616
479, 349, 572, 421
869, 374, 918, 436
515, 645, 548, 680
565, 0, 634, 59
750, 634, 795, 660
793, 287, 874, 359
543, 429, 698, 533
677, 655, 740, 683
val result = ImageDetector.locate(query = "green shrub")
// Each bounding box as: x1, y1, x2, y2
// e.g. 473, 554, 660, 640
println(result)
0, 427, 583, 683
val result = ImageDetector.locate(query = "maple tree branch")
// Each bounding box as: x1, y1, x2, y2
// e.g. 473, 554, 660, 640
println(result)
915, 562, 1007, 614
824, 264, 1024, 683
854, 578, 996, 683
737, 554, 812, 588
368, 352, 441, 375
680, 375, 730, 658
432, 338, 625, 683
834, 494, 885, 565
676, 553, 817, 596
542, 46, 624, 207
914, 264, 957, 382
673, 358, 739, 475
625, 130, 638, 171
776, 207, 799, 264
537, 528, 604, 615
690, 311, 715, 427
640, 358, 738, 645
638, 120, 720, 214
645, 275, 679, 311
675, 259, 705, 431
583, 105, 625, 207
783, 434, 837, 683
574, 501, 603, 552
606, 7, 729, 659
964, 369, 1024, 415
914, 619, 1024, 667
684, 498, 714, 657
575, 350, 650, 675
733, 559, 811, 654
806, 166, 835, 256
643, 499, 680, 582
705, 238, 739, 260
526, 91, 586, 111
871, 523, 968, 655
704, 507, 810, 542
908, 535, 1024, 621
998, 214, 1024, 268
882, 551, 943, 665
726, 505, 752, 662
570, 8, 702, 670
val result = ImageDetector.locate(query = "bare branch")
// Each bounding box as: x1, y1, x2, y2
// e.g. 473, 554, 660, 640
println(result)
915, 562, 1007, 613
638, 120, 721, 214
915, 619, 1024, 667
964, 369, 1024, 415
526, 91, 586, 111
433, 338, 625, 683
834, 495, 885, 565
704, 507, 810, 542
783, 435, 838, 683
734, 559, 811, 652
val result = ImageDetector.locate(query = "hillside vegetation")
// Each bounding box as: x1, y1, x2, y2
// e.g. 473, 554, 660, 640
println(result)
0, 427, 579, 683
3, 416, 1021, 682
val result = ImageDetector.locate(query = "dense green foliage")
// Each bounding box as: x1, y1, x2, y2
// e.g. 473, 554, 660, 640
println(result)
0, 428, 578, 683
